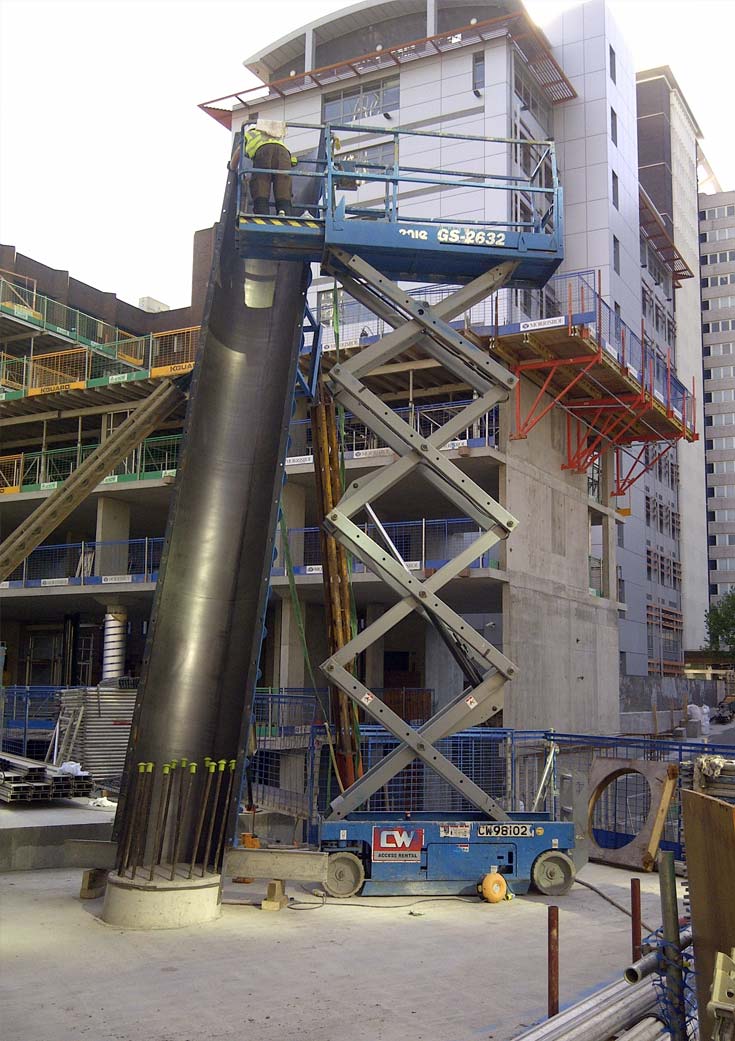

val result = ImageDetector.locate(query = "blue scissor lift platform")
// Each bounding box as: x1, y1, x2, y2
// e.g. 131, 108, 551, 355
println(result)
235, 121, 563, 287
235, 123, 578, 901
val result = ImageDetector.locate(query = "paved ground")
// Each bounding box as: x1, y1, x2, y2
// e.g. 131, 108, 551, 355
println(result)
1, 863, 674, 1041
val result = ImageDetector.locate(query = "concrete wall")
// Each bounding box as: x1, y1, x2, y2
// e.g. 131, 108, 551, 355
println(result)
502, 382, 620, 733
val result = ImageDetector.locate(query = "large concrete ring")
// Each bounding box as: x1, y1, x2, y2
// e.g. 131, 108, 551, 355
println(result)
102, 872, 222, 930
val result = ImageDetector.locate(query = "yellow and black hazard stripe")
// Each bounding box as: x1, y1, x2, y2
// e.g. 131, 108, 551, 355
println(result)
238, 215, 321, 229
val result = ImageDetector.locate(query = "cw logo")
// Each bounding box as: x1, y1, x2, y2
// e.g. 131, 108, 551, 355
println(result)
380, 829, 415, 848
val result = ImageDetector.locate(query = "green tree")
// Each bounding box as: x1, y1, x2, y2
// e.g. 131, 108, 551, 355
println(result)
705, 590, 735, 651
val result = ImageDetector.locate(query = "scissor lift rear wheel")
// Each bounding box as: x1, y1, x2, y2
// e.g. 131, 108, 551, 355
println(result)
531, 850, 575, 896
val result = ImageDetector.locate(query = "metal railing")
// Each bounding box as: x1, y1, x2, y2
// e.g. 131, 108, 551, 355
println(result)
316, 270, 696, 433
0, 687, 64, 756
3, 519, 500, 587
2, 434, 183, 492
1, 397, 494, 494
0, 274, 140, 353
276, 517, 502, 575
0, 320, 200, 398
2, 538, 164, 586
287, 398, 500, 459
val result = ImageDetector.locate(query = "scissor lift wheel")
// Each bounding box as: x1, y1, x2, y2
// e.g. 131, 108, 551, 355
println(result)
531, 851, 575, 896
325, 852, 365, 898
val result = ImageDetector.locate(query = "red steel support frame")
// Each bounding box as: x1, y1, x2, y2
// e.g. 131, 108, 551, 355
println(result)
505, 264, 696, 494
511, 349, 601, 440
612, 440, 681, 497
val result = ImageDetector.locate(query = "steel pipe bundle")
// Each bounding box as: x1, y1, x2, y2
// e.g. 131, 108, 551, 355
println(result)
511, 978, 659, 1041
115, 757, 236, 880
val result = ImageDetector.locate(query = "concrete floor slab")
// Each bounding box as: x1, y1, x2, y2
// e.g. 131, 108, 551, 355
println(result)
0, 863, 675, 1041
0, 799, 117, 871
0, 798, 116, 830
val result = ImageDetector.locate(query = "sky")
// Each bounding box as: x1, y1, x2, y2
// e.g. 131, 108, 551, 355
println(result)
0, 0, 733, 310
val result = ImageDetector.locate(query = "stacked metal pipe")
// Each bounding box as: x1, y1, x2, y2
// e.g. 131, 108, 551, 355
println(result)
511, 978, 660, 1041
115, 757, 236, 880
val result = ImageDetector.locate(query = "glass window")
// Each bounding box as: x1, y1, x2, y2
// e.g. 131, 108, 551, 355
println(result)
613, 236, 620, 274
609, 45, 616, 83
322, 76, 399, 124
513, 60, 551, 130
612, 170, 619, 209
610, 107, 618, 145
472, 51, 485, 91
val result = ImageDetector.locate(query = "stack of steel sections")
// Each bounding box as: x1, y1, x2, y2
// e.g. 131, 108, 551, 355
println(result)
0, 751, 93, 802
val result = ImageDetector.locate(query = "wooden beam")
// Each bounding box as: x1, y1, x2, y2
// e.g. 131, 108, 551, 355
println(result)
681, 789, 735, 1041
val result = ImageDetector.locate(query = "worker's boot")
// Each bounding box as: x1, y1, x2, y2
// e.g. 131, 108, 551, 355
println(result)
275, 201, 293, 217
252, 197, 269, 215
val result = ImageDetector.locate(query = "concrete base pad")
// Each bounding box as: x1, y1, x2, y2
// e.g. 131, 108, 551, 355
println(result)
102, 870, 222, 929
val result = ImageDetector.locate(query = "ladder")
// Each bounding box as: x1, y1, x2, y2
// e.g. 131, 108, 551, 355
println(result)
45, 703, 84, 765
319, 249, 521, 822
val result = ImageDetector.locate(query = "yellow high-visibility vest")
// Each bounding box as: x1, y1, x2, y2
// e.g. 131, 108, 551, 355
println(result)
243, 129, 289, 159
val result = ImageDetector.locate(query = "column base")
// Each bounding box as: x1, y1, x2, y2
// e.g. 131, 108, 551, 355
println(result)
102, 870, 221, 930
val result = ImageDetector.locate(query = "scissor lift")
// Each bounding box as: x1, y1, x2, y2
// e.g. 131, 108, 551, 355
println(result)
236, 124, 576, 899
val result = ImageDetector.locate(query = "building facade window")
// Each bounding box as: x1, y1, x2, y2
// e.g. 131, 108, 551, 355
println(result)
700, 227, 735, 244
336, 140, 396, 173
513, 60, 551, 129
610, 107, 618, 145
703, 295, 735, 311
705, 343, 735, 358
701, 249, 735, 265
472, 51, 485, 90
702, 272, 735, 289
707, 412, 735, 427
609, 45, 616, 83
703, 319, 735, 334
700, 204, 735, 220
612, 170, 619, 209
613, 236, 620, 274
322, 75, 399, 124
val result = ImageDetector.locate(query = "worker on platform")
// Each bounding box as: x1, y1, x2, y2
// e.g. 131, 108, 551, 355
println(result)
230, 119, 297, 217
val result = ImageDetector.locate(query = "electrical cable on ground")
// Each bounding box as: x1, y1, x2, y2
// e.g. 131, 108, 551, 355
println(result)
286, 889, 479, 910
576, 877, 656, 933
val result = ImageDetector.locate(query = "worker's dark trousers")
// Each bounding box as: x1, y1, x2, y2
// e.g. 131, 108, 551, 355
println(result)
250, 143, 293, 215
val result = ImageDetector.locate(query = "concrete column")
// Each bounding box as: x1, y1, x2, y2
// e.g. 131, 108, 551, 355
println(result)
304, 28, 315, 71
425, 624, 464, 713
277, 599, 305, 689
364, 603, 385, 689
94, 496, 131, 578
102, 605, 127, 680
426, 0, 437, 36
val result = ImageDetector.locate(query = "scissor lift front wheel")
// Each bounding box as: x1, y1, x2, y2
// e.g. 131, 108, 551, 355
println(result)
324, 851, 365, 898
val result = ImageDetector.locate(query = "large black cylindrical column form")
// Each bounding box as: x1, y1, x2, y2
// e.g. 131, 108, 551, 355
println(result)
114, 172, 309, 869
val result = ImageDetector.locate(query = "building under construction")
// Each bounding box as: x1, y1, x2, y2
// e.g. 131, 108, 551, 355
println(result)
0, 4, 733, 1041
2, 0, 708, 734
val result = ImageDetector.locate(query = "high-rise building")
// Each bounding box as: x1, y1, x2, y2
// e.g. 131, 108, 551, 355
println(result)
1, 0, 712, 734
617, 66, 709, 686
700, 190, 735, 601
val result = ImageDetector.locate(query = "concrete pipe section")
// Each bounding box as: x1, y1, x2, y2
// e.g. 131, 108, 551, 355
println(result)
105, 169, 310, 928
